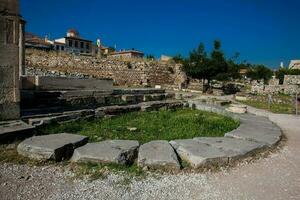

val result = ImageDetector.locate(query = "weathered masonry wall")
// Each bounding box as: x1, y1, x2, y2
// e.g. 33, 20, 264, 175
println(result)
25, 49, 186, 88
0, 0, 25, 120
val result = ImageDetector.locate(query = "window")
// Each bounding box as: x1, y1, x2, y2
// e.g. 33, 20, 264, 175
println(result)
61, 46, 64, 51
75, 40, 78, 48
56, 45, 59, 50
80, 42, 84, 48
68, 40, 73, 47
86, 43, 89, 49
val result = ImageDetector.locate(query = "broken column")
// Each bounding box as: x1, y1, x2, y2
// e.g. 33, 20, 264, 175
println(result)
0, 0, 25, 120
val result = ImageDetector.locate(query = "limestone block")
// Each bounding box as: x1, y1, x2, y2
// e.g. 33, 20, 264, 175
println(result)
138, 140, 180, 170
170, 139, 229, 168
71, 140, 139, 165
17, 133, 88, 161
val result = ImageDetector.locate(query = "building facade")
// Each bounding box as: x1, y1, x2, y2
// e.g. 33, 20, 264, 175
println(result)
108, 50, 144, 59
0, 0, 25, 120
54, 29, 92, 55
289, 60, 300, 70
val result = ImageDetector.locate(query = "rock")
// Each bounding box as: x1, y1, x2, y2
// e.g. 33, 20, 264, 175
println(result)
225, 123, 282, 147
127, 127, 138, 132
169, 139, 229, 168
138, 140, 180, 170
17, 133, 88, 161
226, 104, 247, 114
71, 140, 139, 165
193, 137, 267, 159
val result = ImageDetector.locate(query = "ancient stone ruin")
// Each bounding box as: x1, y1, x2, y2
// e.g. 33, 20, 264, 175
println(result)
0, 0, 25, 120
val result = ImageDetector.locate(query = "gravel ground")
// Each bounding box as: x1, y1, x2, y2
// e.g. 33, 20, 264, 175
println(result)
1, 112, 300, 200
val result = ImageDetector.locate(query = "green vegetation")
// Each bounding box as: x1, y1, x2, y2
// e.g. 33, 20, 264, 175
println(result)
275, 68, 300, 84
38, 109, 239, 144
237, 95, 295, 114
176, 40, 273, 86
246, 65, 273, 83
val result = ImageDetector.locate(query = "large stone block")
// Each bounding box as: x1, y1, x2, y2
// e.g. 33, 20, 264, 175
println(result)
71, 140, 139, 165
17, 133, 88, 161
170, 139, 229, 168
193, 137, 267, 159
138, 140, 180, 170
0, 120, 34, 142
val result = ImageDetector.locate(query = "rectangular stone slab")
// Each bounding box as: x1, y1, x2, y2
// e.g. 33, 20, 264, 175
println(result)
0, 120, 34, 142
193, 137, 267, 159
138, 140, 180, 170
170, 139, 229, 168
71, 140, 139, 165
17, 133, 88, 161
225, 124, 281, 147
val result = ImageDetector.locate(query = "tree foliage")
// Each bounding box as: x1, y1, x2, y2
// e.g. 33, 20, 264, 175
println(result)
246, 65, 273, 83
182, 40, 241, 83
275, 68, 300, 84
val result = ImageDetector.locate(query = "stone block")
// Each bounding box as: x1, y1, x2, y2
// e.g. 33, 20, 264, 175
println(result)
170, 139, 229, 168
71, 140, 139, 165
0, 120, 34, 142
193, 137, 267, 159
138, 140, 180, 170
17, 133, 88, 161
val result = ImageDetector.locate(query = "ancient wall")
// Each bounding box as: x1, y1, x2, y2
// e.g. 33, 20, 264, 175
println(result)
0, 0, 24, 120
25, 49, 186, 88
284, 75, 300, 85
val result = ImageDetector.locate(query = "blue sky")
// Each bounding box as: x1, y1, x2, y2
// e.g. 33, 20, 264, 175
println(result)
21, 0, 300, 68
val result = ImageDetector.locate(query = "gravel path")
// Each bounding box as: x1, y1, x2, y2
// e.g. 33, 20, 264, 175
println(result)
1, 112, 300, 200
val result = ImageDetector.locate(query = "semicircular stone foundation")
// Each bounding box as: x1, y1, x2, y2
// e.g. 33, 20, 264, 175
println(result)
17, 100, 282, 171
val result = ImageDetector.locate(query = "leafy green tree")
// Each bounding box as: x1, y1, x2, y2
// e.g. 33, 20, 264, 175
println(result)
183, 40, 229, 84
172, 54, 186, 64
275, 68, 300, 84
246, 64, 273, 83
146, 54, 155, 60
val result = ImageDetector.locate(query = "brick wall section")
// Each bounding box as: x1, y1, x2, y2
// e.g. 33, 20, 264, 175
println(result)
25, 49, 186, 87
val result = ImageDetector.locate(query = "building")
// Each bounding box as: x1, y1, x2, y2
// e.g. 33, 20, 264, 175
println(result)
160, 55, 172, 62
25, 33, 52, 50
0, 0, 25, 120
289, 60, 300, 69
108, 49, 144, 59
54, 29, 92, 55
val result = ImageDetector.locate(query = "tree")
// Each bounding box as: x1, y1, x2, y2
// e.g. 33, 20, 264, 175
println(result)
183, 40, 229, 84
146, 54, 155, 60
172, 54, 185, 64
246, 64, 273, 83
275, 68, 300, 84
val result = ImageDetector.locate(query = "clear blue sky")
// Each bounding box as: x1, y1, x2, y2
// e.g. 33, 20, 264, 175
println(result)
21, 0, 300, 68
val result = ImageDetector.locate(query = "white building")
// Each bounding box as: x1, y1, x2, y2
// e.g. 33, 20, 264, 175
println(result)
289, 60, 300, 69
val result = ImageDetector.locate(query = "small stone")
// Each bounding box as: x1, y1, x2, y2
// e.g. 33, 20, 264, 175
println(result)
127, 127, 138, 132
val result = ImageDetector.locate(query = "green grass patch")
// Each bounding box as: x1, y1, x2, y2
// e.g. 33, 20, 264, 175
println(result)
238, 100, 295, 114
38, 109, 239, 144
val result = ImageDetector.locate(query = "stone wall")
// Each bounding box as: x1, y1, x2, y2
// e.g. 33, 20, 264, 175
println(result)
284, 75, 300, 85
251, 78, 300, 95
25, 49, 186, 88
0, 0, 24, 120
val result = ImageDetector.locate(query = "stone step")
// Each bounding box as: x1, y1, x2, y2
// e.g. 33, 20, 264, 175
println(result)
0, 120, 35, 143
112, 88, 165, 95
169, 139, 230, 168
17, 133, 88, 161
71, 140, 139, 165
138, 140, 180, 170
193, 137, 267, 159
23, 100, 184, 126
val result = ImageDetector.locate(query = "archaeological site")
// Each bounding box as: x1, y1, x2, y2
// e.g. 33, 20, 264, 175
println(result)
1, 0, 300, 199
